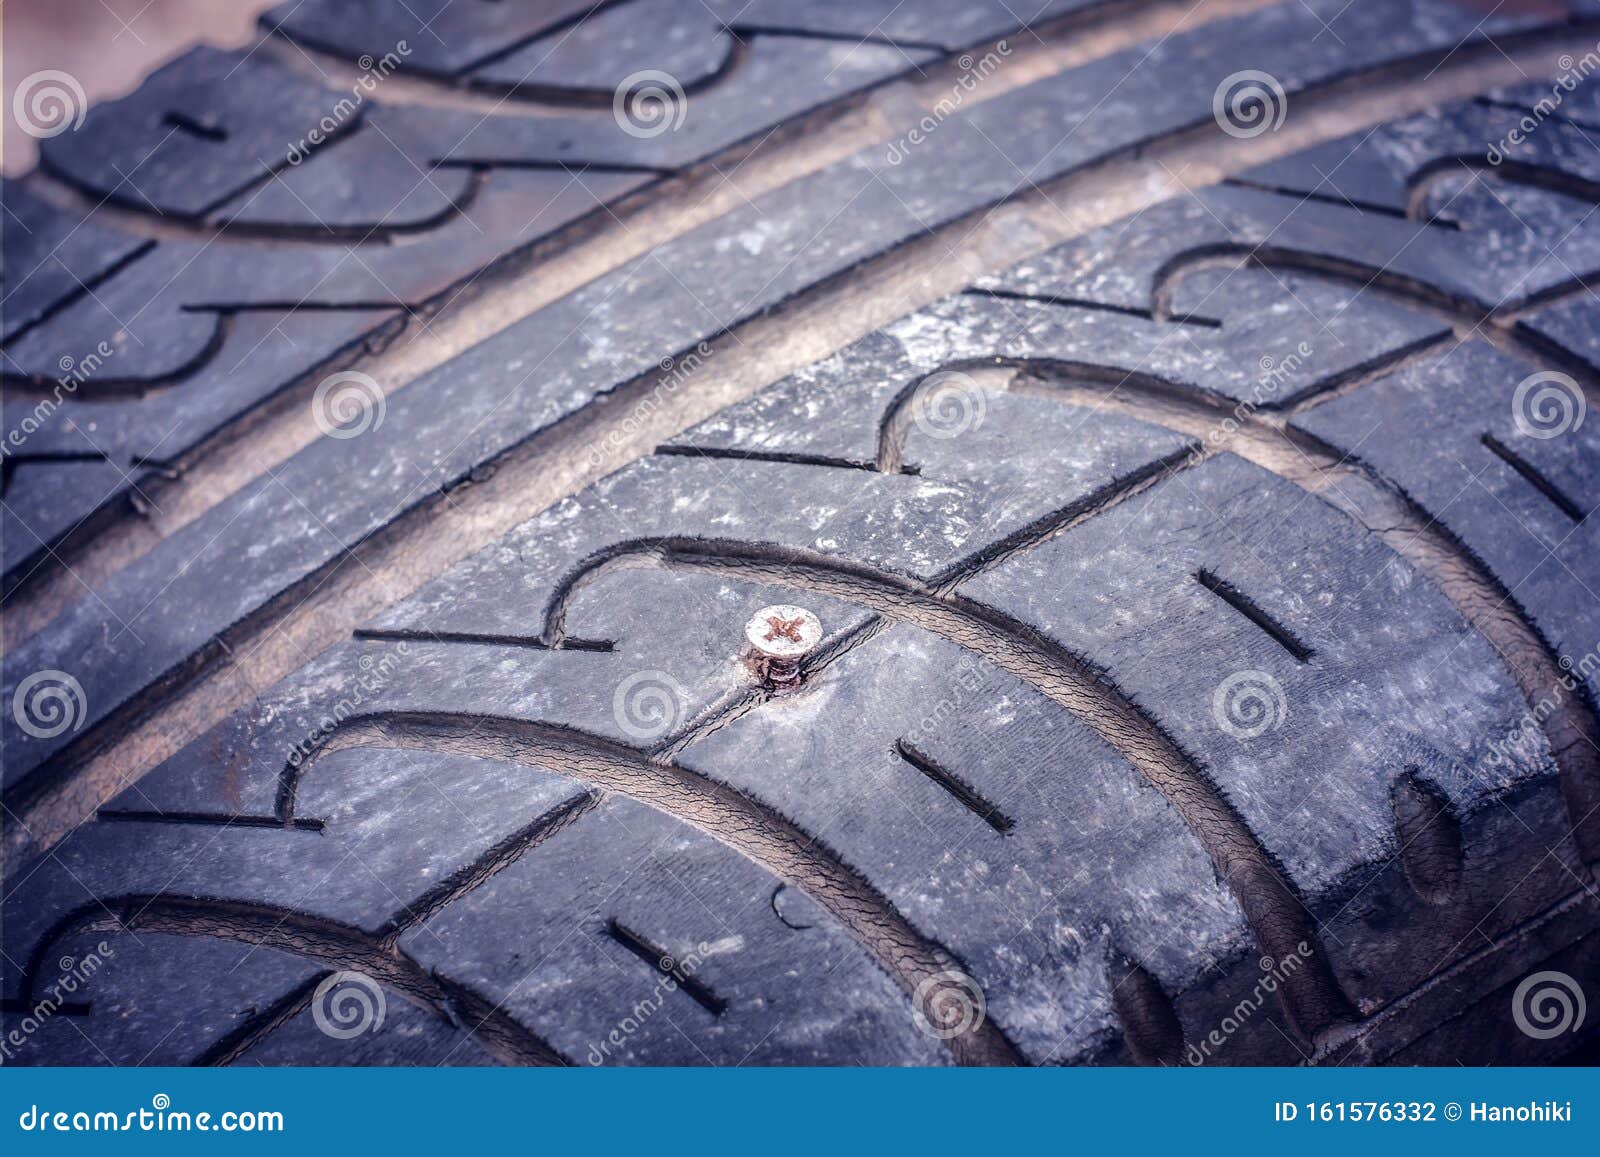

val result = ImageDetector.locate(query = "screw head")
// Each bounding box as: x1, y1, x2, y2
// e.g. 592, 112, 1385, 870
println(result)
744, 605, 822, 666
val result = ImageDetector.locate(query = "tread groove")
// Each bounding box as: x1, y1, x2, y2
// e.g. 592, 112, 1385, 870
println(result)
893, 739, 1016, 834
352, 627, 614, 652
24, 897, 567, 1066
1480, 431, 1587, 523
1193, 568, 1316, 662
94, 809, 325, 832
606, 919, 729, 1016
285, 712, 1024, 1065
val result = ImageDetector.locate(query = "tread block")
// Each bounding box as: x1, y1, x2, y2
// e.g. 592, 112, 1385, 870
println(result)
264, 1, 599, 77
1, 184, 147, 343
975, 179, 1597, 321
402, 794, 948, 1066
4, 243, 218, 382
219, 126, 475, 232
1520, 293, 1600, 373
960, 453, 1577, 1013
271, 0, 1085, 78
1488, 73, 1600, 127
471, 0, 733, 94
710, 0, 1093, 48
2, 931, 316, 1067
680, 620, 1297, 1063
1292, 341, 1600, 704
1, 457, 136, 563
1414, 177, 1600, 290
1236, 100, 1600, 212
40, 49, 359, 218
232, 987, 498, 1067
374, 399, 1192, 641
670, 273, 1443, 468
2, 737, 586, 1003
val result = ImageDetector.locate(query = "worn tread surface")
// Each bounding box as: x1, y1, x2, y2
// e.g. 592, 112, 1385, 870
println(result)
4, 0, 1600, 1066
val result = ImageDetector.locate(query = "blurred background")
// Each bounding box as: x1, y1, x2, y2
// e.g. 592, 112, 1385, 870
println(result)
3, 0, 275, 174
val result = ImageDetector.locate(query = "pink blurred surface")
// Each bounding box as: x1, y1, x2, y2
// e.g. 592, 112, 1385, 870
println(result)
3, 0, 277, 174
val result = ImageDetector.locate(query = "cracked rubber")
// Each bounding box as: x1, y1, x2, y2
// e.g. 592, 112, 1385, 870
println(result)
4, 0, 1600, 1067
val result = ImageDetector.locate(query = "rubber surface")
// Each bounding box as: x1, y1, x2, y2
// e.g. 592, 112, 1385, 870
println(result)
3, 0, 1600, 1066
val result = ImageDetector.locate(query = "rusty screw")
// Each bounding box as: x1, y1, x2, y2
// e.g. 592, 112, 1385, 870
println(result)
744, 605, 822, 686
